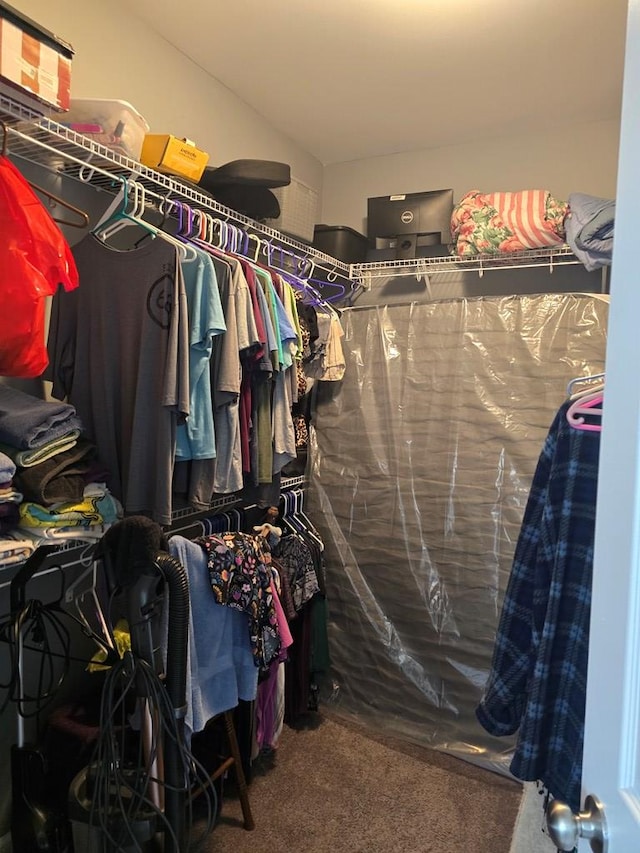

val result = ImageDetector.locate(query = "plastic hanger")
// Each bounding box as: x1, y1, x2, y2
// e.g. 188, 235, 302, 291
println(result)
244, 233, 262, 263
30, 181, 90, 229
95, 178, 158, 242
160, 200, 198, 261
294, 490, 325, 551
63, 559, 116, 652
566, 388, 603, 432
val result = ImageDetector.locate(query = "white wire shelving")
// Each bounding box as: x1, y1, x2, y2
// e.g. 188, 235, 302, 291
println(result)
169, 475, 307, 525
350, 245, 581, 285
0, 91, 585, 291
0, 93, 313, 529
0, 91, 351, 279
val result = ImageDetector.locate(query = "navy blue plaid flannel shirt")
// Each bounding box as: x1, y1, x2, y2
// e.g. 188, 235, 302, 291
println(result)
476, 402, 600, 811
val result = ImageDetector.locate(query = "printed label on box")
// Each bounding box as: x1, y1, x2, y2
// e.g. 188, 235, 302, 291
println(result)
0, 17, 71, 111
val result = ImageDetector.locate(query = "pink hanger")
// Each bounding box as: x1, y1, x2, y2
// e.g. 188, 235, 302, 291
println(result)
566, 390, 603, 432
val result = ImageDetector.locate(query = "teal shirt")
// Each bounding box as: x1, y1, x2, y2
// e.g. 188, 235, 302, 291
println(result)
175, 249, 226, 459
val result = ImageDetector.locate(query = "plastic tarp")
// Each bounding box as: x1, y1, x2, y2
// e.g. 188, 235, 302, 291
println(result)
308, 291, 608, 774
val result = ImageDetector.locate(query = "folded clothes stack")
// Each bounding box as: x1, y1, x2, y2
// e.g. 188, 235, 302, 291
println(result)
0, 386, 121, 563
0, 451, 22, 536
19, 481, 123, 542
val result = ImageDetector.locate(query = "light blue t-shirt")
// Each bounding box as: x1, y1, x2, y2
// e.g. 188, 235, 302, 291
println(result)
175, 248, 226, 459
273, 288, 298, 370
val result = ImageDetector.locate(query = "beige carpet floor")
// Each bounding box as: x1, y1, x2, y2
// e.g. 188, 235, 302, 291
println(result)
195, 713, 522, 853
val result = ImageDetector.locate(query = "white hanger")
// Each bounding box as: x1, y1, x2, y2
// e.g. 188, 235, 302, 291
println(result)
97, 179, 158, 243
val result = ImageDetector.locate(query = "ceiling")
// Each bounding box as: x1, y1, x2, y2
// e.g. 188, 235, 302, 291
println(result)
127, 0, 628, 166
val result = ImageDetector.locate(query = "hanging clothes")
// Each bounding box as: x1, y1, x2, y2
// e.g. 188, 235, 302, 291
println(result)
47, 235, 190, 525
272, 509, 330, 726
198, 530, 282, 673
167, 534, 258, 740
476, 399, 599, 811
174, 248, 226, 461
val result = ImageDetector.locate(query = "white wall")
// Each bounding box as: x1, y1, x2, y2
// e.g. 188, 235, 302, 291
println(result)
321, 119, 620, 233
9, 2, 621, 242
10, 0, 324, 192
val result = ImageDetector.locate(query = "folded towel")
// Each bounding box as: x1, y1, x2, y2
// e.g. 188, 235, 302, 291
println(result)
14, 437, 102, 505
19, 525, 110, 542
0, 534, 36, 566
0, 432, 81, 468
0, 488, 23, 504
0, 385, 82, 450
19, 484, 122, 529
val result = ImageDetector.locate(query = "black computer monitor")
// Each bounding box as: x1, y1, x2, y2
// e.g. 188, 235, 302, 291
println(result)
367, 188, 454, 259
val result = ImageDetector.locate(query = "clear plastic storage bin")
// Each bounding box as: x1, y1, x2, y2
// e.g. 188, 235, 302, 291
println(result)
60, 98, 150, 160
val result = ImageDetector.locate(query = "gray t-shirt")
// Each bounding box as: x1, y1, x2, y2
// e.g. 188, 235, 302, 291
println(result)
46, 234, 189, 525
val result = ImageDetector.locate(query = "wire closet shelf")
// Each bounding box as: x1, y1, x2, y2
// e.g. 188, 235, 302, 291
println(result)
0, 92, 352, 280
351, 245, 581, 283
0, 94, 311, 522
0, 92, 585, 289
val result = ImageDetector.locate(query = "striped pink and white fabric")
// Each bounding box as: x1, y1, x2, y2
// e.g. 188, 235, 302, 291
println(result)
450, 189, 568, 257
486, 190, 565, 249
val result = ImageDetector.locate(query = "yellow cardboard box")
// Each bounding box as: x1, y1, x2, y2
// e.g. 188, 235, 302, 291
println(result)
140, 134, 209, 183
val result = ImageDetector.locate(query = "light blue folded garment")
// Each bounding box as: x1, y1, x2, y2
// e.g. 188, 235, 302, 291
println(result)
565, 193, 615, 272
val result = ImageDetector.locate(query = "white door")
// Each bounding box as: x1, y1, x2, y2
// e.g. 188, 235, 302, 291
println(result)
578, 1, 640, 850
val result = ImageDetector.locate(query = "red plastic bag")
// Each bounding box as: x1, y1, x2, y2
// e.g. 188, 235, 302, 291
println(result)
0, 156, 79, 377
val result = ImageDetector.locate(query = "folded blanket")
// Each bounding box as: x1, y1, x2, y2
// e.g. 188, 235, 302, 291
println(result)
19, 484, 122, 529
451, 189, 568, 256
14, 437, 103, 505
0, 433, 81, 468
0, 487, 23, 504
0, 385, 82, 450
0, 534, 36, 566
565, 193, 615, 271
20, 525, 110, 542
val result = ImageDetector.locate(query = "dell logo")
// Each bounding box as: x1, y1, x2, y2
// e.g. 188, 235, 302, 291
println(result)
400, 210, 414, 224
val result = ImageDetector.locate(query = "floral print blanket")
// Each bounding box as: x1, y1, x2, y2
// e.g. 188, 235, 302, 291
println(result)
451, 189, 568, 256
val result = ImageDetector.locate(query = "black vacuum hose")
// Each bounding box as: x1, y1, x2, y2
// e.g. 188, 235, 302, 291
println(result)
154, 552, 190, 853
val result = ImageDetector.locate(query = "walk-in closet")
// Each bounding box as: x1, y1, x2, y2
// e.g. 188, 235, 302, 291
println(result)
0, 1, 636, 851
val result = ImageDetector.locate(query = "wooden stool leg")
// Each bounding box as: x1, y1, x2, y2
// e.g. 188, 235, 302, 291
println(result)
223, 711, 255, 831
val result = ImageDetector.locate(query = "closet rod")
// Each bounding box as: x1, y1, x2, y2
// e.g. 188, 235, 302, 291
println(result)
0, 92, 352, 280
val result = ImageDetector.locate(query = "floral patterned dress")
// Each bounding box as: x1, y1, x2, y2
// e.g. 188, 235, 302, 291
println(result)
198, 531, 281, 673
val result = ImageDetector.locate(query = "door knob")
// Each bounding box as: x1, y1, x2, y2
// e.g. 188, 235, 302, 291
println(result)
546, 794, 607, 853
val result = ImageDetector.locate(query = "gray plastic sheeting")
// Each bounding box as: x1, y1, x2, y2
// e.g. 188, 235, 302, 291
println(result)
308, 292, 608, 775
